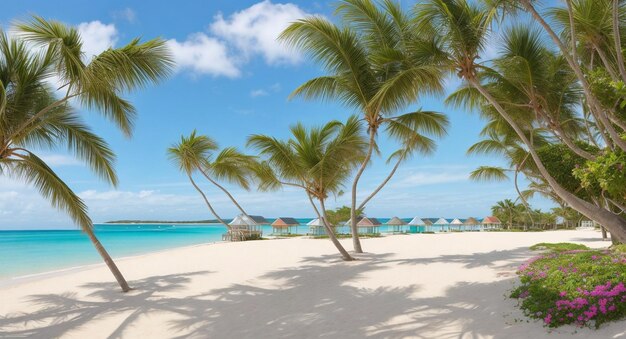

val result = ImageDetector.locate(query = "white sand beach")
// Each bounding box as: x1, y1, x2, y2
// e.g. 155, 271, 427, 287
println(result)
0, 229, 623, 339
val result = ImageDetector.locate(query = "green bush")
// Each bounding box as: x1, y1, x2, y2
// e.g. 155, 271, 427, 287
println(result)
529, 242, 589, 252
511, 248, 626, 328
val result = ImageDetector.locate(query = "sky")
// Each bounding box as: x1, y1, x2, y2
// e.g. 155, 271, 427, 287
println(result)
0, 0, 555, 229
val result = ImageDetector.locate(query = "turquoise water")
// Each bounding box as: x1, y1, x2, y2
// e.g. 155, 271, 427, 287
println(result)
0, 218, 415, 280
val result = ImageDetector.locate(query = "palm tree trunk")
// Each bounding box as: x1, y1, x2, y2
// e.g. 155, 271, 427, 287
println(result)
613, 0, 626, 82
84, 227, 131, 292
350, 127, 376, 253
468, 77, 626, 243
199, 168, 249, 217
358, 155, 402, 211
307, 193, 354, 261
188, 174, 230, 230
522, 0, 626, 152
593, 43, 620, 82
514, 160, 534, 230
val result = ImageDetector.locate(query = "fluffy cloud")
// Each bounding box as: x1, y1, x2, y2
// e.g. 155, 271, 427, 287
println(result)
39, 154, 83, 167
166, 34, 240, 77
77, 21, 118, 60
167, 1, 311, 78
210, 0, 307, 65
114, 8, 136, 23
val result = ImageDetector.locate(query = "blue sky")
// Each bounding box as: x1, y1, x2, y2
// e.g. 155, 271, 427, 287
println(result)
0, 0, 554, 229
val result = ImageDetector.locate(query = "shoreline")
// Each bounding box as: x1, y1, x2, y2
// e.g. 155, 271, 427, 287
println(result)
0, 239, 227, 288
1, 229, 620, 338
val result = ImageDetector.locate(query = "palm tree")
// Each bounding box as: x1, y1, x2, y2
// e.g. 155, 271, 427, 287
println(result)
0, 17, 173, 292
167, 132, 231, 231
280, 0, 448, 252
491, 199, 518, 229
417, 0, 626, 241
168, 132, 258, 240
248, 116, 368, 260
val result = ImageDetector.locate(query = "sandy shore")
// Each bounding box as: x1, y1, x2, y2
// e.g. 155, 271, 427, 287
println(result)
0, 229, 623, 339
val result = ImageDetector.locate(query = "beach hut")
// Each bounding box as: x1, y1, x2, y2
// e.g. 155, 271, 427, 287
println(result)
408, 217, 426, 233
227, 214, 266, 240
450, 218, 463, 231
481, 216, 502, 230
434, 217, 449, 232
463, 217, 480, 231
271, 217, 299, 235
307, 218, 329, 236
386, 216, 408, 233
357, 217, 382, 234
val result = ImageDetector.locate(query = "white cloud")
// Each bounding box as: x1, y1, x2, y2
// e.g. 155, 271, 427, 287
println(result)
250, 89, 268, 97
114, 8, 136, 23
250, 82, 281, 98
39, 154, 83, 167
77, 21, 118, 60
167, 33, 240, 77
393, 171, 469, 187
210, 0, 308, 65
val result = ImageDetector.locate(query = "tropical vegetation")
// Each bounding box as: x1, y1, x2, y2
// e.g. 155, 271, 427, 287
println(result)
248, 116, 368, 260
0, 17, 173, 291
512, 243, 626, 328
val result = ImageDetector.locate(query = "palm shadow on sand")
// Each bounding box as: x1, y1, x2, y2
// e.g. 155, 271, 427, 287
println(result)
1, 248, 623, 338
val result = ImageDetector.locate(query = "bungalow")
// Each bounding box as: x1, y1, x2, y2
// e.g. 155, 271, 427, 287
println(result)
271, 217, 300, 235
408, 217, 426, 233
386, 216, 408, 233
450, 218, 464, 231
463, 217, 480, 231
357, 217, 382, 234
227, 214, 267, 240
482, 216, 502, 230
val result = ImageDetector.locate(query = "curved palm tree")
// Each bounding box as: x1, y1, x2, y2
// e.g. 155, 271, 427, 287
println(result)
167, 131, 231, 230
0, 18, 173, 292
280, 0, 448, 252
248, 116, 368, 261
418, 0, 626, 241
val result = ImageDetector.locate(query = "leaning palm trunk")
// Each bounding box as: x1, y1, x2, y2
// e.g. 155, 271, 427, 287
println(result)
468, 77, 626, 242
521, 0, 626, 152
308, 194, 354, 261
350, 128, 376, 253
85, 227, 131, 292
358, 156, 402, 211
613, 0, 626, 82
187, 174, 230, 230
199, 169, 250, 218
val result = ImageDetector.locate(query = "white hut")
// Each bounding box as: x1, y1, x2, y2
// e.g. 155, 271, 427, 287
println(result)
386, 216, 408, 233
228, 214, 266, 240
408, 217, 426, 233
450, 218, 463, 231
307, 218, 327, 236
434, 218, 450, 232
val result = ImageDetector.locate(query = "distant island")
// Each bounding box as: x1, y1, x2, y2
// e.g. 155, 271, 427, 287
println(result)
104, 219, 222, 224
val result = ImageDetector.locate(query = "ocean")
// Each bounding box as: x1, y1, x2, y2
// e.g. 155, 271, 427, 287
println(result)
0, 219, 410, 280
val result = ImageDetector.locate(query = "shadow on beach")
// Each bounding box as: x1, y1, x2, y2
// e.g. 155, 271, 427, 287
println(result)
0, 248, 623, 339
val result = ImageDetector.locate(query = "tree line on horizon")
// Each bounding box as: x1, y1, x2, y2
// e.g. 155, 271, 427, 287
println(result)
3, 0, 626, 291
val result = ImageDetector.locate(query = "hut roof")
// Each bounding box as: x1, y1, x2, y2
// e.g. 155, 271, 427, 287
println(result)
482, 216, 501, 224
307, 218, 326, 226
450, 218, 463, 225
386, 216, 408, 225
229, 214, 267, 226
357, 217, 382, 227
408, 217, 425, 225
343, 217, 364, 225
272, 217, 299, 227
434, 217, 449, 225
464, 217, 479, 225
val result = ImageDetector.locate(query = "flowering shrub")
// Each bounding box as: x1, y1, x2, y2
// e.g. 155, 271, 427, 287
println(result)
511, 244, 626, 328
